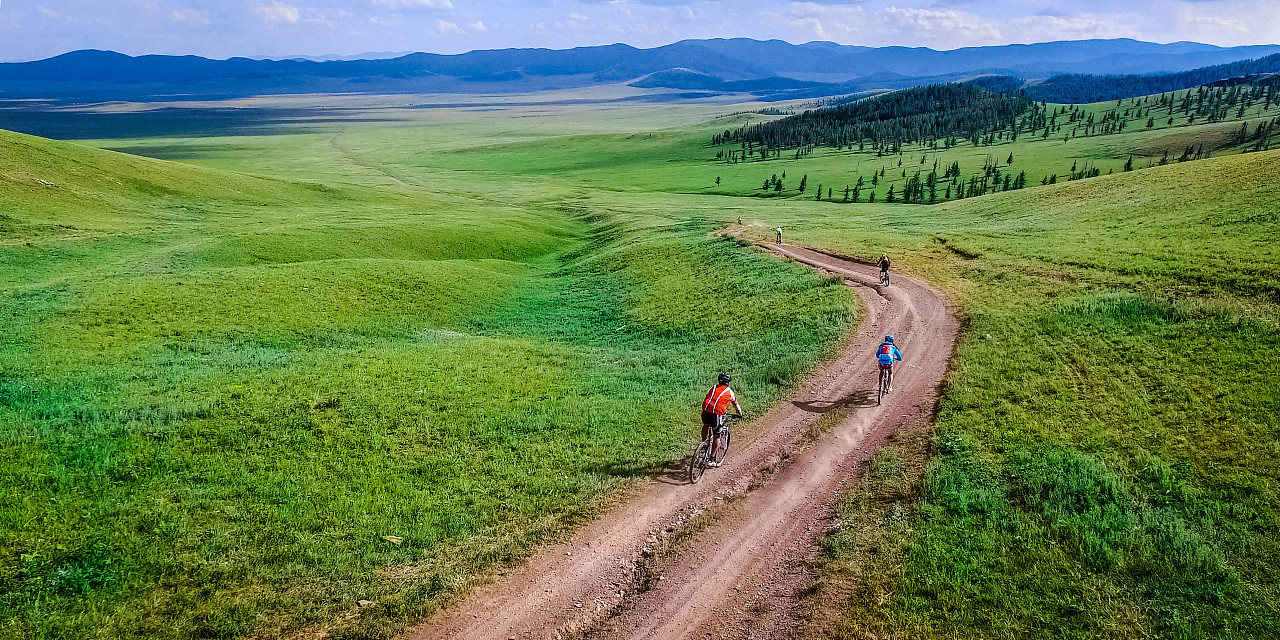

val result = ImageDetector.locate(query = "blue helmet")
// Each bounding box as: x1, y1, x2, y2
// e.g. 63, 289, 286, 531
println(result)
884, 335, 894, 344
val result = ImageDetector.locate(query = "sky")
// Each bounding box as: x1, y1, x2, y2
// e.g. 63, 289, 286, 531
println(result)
0, 0, 1278, 61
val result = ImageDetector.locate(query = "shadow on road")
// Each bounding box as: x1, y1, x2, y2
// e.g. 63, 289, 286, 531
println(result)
791, 390, 875, 414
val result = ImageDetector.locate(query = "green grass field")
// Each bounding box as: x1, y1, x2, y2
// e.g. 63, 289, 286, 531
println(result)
735, 151, 1280, 639
0, 121, 853, 640
2, 84, 1278, 639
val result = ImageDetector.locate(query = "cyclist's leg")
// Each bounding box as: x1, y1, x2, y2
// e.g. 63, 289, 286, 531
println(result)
710, 415, 726, 464
888, 363, 894, 391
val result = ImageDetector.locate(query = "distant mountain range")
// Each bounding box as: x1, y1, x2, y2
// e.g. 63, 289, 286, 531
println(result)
1, 38, 1279, 102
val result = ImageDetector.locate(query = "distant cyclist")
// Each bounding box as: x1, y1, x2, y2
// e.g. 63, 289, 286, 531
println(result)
876, 335, 903, 392
775, 227, 783, 244
702, 373, 743, 467
877, 255, 891, 285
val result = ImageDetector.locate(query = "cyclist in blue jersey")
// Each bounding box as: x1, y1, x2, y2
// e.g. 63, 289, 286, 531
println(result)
875, 335, 903, 392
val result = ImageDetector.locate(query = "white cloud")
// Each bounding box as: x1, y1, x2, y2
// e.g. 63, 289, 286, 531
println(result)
776, 3, 868, 41
374, 0, 453, 7
171, 8, 210, 25
878, 6, 1002, 47
435, 19, 461, 33
1004, 13, 1129, 43
466, 20, 488, 31
254, 1, 301, 24
775, 2, 1138, 49
1188, 15, 1248, 33
569, 12, 589, 22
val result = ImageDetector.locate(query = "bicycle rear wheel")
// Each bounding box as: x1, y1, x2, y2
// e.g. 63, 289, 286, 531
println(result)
689, 440, 710, 484
877, 369, 887, 405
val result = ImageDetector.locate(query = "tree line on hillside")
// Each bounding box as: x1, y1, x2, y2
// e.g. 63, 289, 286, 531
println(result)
713, 84, 1038, 159
712, 76, 1279, 206
1025, 53, 1280, 103
743, 152, 1034, 205
716, 79, 1279, 161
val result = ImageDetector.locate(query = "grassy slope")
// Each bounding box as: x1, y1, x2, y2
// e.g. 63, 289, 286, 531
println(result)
0, 127, 854, 639
425, 90, 1279, 208
5, 84, 1276, 640
734, 151, 1280, 639
316, 95, 1277, 637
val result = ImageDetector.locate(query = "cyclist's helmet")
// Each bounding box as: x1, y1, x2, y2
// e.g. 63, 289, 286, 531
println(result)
718, 373, 732, 385
884, 335, 895, 344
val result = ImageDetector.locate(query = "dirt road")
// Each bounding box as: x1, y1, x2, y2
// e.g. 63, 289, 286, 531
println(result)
408, 242, 958, 640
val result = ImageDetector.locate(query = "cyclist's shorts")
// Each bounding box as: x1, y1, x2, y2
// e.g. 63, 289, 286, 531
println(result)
879, 363, 893, 371
701, 410, 726, 433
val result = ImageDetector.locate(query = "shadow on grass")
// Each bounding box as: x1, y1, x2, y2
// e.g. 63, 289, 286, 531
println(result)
585, 457, 692, 487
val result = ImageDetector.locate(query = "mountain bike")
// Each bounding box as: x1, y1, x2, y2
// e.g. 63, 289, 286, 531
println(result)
877, 365, 891, 405
880, 269, 890, 286
689, 415, 738, 484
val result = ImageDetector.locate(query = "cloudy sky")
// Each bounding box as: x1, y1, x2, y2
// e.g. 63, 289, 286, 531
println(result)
0, 0, 1277, 61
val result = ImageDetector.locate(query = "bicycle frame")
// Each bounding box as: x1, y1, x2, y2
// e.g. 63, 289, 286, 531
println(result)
689, 415, 736, 483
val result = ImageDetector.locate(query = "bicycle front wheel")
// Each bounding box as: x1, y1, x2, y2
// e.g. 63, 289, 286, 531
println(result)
689, 440, 710, 484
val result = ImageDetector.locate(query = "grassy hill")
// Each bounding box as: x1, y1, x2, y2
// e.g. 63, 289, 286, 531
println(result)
730, 149, 1280, 639
3, 80, 1278, 639
0, 129, 853, 639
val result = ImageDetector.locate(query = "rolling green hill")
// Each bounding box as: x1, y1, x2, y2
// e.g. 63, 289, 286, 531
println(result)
733, 149, 1280, 640
0, 129, 853, 640
2, 80, 1278, 640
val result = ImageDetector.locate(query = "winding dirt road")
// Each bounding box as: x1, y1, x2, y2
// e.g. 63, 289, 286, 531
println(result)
408, 241, 958, 640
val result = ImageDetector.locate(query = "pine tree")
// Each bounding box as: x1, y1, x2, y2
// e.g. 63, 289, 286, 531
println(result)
799, 174, 808, 193
1006, 152, 1014, 165
887, 185, 896, 203
1123, 155, 1133, 171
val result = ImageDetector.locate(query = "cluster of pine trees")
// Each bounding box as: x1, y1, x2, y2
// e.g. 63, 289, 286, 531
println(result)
714, 84, 1037, 156
762, 153, 1032, 206
716, 75, 1280, 206
1149, 84, 1280, 125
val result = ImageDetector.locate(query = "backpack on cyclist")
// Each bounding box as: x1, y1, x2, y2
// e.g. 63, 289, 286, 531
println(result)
878, 343, 896, 364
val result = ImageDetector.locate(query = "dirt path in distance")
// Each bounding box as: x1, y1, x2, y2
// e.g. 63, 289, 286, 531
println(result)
407, 240, 958, 640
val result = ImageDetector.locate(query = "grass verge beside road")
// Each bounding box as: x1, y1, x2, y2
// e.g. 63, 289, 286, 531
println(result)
741, 150, 1280, 639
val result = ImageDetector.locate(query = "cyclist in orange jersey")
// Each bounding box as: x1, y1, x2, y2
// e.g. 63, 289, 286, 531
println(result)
702, 373, 743, 468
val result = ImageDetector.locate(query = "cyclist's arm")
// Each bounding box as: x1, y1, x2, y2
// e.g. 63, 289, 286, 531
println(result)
893, 347, 903, 362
